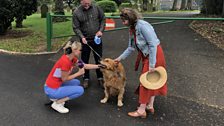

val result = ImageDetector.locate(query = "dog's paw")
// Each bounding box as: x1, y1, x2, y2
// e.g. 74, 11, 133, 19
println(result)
100, 98, 108, 103
117, 101, 123, 107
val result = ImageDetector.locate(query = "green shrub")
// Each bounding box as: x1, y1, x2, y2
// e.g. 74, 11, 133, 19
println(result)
119, 2, 132, 10
96, 0, 117, 13
122, 0, 131, 3
0, 0, 37, 34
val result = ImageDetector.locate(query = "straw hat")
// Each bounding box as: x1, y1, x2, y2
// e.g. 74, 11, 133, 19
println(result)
139, 66, 167, 90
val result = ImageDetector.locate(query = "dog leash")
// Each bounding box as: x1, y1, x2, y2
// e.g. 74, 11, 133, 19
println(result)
86, 42, 102, 60
84, 43, 107, 68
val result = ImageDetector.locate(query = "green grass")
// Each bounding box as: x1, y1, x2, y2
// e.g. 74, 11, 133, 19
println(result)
0, 13, 74, 53
0, 12, 119, 53
0, 10, 201, 53
22, 14, 47, 34
52, 19, 73, 37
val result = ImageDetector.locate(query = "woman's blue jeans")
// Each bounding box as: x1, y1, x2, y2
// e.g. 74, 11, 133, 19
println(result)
44, 79, 84, 100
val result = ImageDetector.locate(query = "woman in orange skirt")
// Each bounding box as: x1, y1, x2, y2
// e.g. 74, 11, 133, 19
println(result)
114, 8, 167, 118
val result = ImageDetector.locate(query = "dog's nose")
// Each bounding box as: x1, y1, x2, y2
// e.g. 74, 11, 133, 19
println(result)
98, 64, 106, 69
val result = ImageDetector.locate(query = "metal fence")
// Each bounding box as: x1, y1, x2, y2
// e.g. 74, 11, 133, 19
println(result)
46, 13, 224, 51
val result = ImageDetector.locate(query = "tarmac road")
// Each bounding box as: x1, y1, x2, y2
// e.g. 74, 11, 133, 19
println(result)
0, 12, 224, 126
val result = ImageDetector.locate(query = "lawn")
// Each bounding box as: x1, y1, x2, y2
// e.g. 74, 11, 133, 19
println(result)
0, 10, 203, 53
0, 11, 122, 53
0, 13, 74, 53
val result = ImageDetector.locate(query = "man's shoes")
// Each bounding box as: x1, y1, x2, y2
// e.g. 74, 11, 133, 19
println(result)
82, 79, 89, 89
51, 102, 69, 113
98, 79, 104, 89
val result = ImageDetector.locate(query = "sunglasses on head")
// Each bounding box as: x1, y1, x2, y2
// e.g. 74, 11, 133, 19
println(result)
120, 13, 129, 21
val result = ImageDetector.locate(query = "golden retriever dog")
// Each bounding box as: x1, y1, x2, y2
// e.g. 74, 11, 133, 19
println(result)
99, 58, 126, 107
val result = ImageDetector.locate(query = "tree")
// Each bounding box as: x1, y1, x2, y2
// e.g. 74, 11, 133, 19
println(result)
64, 0, 74, 9
171, 0, 179, 11
149, 0, 154, 11
0, 0, 15, 35
222, 0, 224, 17
113, 0, 122, 7
180, 0, 187, 10
187, 0, 193, 10
37, 0, 52, 5
152, 0, 160, 11
142, 0, 149, 11
201, 0, 223, 15
14, 0, 37, 28
0, 0, 37, 34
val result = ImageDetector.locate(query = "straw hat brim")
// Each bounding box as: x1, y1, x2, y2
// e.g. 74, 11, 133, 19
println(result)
139, 66, 167, 90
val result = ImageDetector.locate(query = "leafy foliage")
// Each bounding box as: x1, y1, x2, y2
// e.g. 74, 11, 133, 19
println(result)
37, 0, 53, 6
96, 0, 117, 12
119, 2, 132, 10
14, 0, 37, 28
0, 0, 37, 35
201, 0, 223, 15
0, 0, 16, 35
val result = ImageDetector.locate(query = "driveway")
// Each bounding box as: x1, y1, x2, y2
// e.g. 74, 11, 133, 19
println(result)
0, 12, 223, 126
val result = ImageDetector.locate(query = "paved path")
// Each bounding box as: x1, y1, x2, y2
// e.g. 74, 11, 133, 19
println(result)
0, 13, 224, 126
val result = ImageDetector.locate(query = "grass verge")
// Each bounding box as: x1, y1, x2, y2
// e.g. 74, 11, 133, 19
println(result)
0, 13, 73, 53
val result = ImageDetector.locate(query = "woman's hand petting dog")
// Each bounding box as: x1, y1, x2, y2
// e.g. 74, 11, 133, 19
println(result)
114, 57, 121, 64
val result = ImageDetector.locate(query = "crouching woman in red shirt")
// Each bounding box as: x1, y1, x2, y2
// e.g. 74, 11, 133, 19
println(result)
44, 41, 101, 113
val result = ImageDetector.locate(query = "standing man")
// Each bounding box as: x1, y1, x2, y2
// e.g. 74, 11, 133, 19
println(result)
72, 0, 105, 88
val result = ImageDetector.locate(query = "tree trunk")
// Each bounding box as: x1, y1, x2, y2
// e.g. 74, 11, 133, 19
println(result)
143, 0, 148, 11
154, 0, 160, 11
171, 0, 179, 11
15, 17, 23, 28
0, 24, 7, 35
187, 0, 193, 10
201, 0, 223, 15
222, 0, 224, 18
180, 0, 187, 10
133, 0, 139, 11
201, 0, 209, 14
0, 18, 13, 35
114, 0, 122, 7
148, 0, 154, 11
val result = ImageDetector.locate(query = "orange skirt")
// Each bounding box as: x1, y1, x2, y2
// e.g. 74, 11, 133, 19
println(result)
136, 44, 167, 104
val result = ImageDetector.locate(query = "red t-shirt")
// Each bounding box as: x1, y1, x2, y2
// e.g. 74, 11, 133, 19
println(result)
45, 55, 78, 89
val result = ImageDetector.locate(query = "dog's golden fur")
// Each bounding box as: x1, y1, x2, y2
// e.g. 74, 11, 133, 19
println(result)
100, 58, 126, 107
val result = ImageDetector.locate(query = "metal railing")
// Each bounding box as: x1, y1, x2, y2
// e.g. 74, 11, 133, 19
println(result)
46, 13, 224, 51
